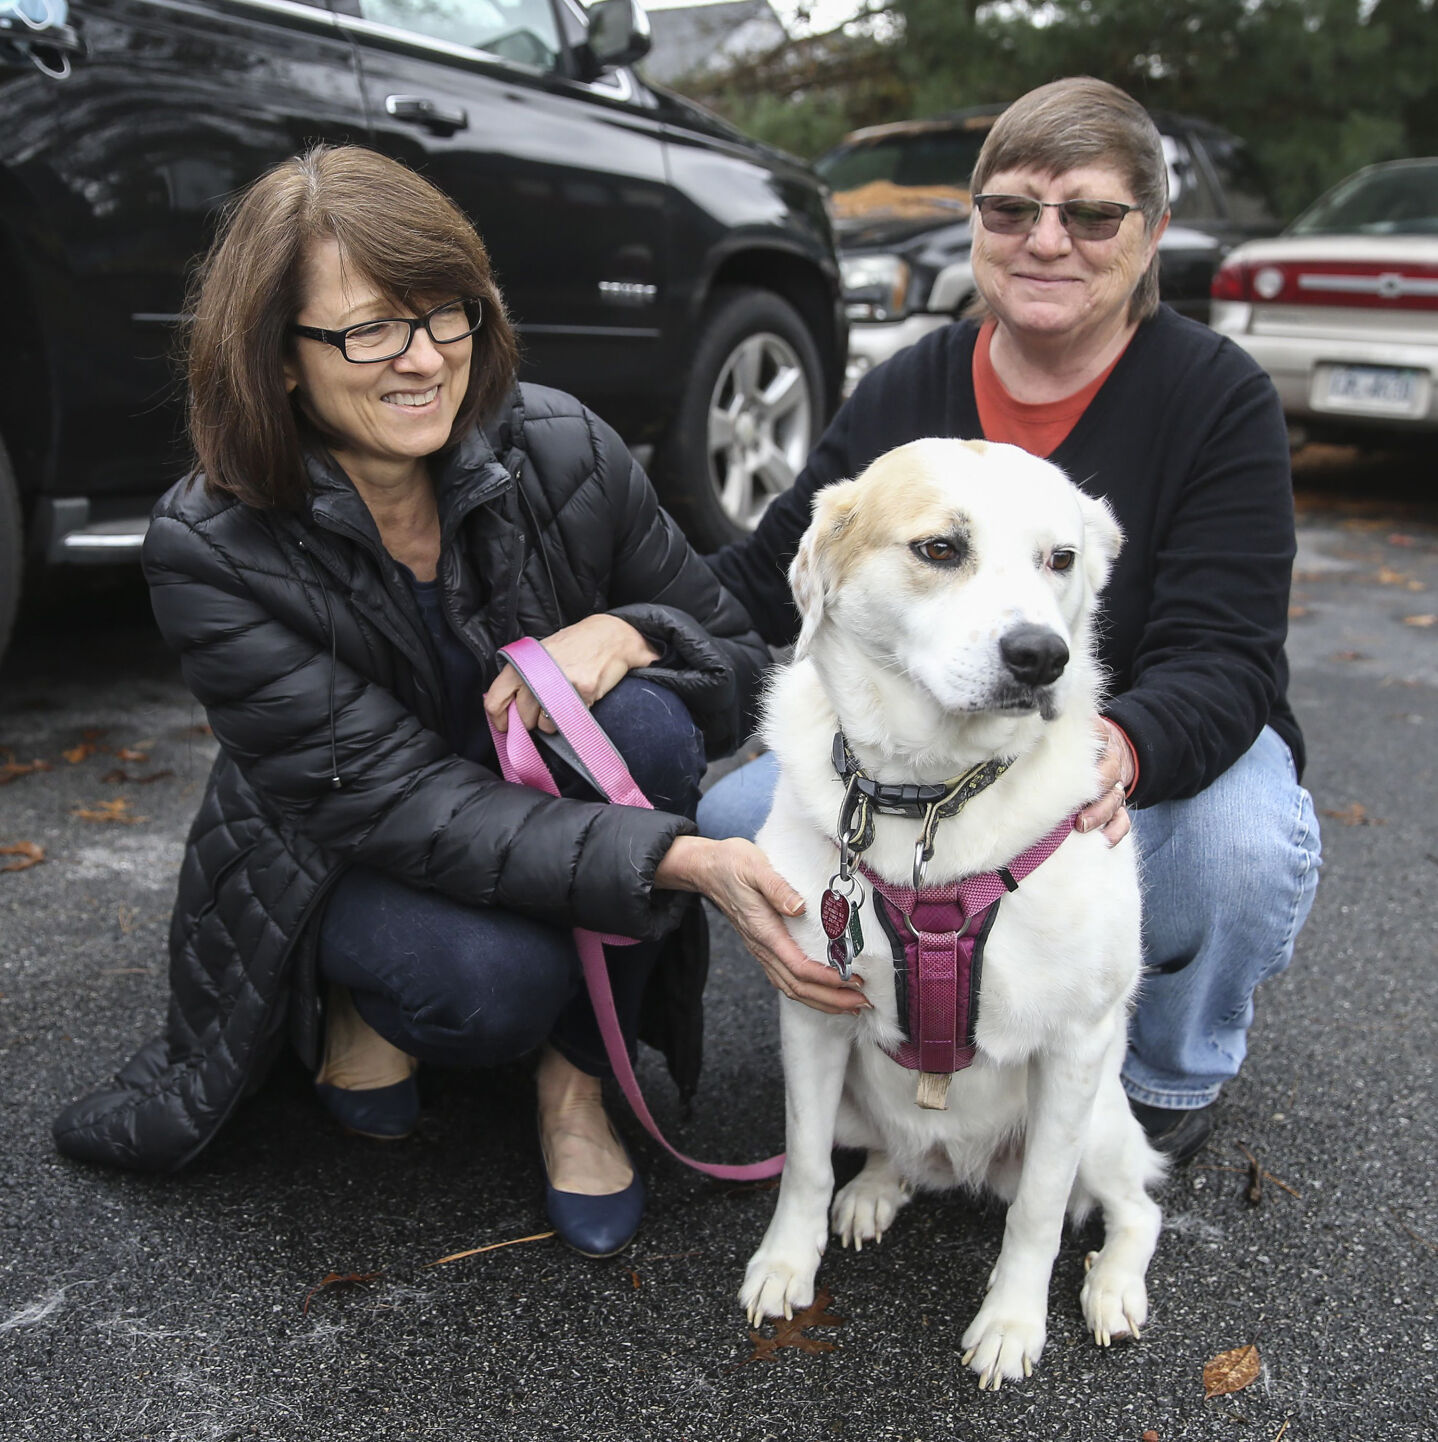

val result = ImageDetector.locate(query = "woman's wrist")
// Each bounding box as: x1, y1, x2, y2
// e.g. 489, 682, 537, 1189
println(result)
654, 833, 709, 893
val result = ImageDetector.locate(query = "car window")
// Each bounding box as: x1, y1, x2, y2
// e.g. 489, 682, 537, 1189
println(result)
818, 126, 990, 194
1163, 134, 1216, 222
1199, 133, 1279, 227
1291, 164, 1438, 236
355, 0, 561, 67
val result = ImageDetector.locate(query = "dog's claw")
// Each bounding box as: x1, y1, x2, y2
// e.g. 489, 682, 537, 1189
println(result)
961, 1347, 975, 1367
1084, 1250, 1098, 1274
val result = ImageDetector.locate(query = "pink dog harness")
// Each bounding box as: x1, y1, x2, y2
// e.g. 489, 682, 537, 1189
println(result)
825, 730, 1075, 1107
860, 818, 1074, 1079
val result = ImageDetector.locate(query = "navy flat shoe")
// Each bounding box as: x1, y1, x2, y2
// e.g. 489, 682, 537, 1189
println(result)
315, 1076, 419, 1141
542, 1145, 646, 1258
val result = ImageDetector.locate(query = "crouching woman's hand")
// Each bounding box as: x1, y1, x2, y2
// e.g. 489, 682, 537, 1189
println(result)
655, 836, 869, 1015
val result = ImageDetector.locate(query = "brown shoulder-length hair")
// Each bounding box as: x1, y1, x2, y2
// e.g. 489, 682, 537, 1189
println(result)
185, 145, 519, 509
967, 77, 1170, 325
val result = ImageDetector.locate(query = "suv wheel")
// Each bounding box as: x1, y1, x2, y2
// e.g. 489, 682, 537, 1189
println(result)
0, 440, 20, 668
657, 287, 823, 550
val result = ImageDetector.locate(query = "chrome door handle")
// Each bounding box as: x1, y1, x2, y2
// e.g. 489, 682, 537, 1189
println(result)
384, 95, 468, 135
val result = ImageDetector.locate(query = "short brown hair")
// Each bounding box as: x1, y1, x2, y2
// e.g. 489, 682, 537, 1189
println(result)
969, 77, 1170, 324
185, 146, 519, 509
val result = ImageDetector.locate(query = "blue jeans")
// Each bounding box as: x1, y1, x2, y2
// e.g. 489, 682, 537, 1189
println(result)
697, 726, 1321, 1109
319, 677, 706, 1078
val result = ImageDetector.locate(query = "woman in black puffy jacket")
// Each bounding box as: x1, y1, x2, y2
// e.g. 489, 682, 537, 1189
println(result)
51, 147, 861, 1257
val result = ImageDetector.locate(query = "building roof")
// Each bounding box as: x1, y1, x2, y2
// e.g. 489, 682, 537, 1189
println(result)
639, 1, 788, 84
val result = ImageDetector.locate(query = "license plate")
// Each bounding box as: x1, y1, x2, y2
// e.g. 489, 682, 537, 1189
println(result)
1318, 364, 1426, 417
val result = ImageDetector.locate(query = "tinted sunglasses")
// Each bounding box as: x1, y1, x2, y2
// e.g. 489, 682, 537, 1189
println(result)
972, 194, 1140, 241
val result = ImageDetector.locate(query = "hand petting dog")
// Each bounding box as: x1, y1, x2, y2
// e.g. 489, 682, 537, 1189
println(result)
1077, 716, 1137, 843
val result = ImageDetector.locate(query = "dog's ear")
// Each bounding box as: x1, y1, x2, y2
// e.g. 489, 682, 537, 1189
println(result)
789, 479, 859, 659
1077, 490, 1123, 595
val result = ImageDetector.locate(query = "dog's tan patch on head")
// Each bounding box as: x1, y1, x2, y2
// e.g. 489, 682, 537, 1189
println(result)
821, 442, 975, 588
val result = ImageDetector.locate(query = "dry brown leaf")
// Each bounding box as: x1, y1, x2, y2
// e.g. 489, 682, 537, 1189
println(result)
101, 768, 174, 786
1320, 801, 1385, 827
71, 798, 146, 825
62, 743, 101, 764
1287, 605, 1310, 619
742, 1287, 845, 1365
114, 747, 150, 762
1402, 614, 1436, 628
1388, 532, 1419, 547
302, 1269, 383, 1315
1143, 1432, 1160, 1442
425, 1229, 555, 1267
1331, 649, 1369, 662
0, 842, 45, 873
0, 758, 52, 785
1376, 565, 1411, 586
1204, 1343, 1261, 1398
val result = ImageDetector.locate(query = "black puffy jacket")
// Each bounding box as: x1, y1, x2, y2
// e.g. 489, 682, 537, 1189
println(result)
53, 384, 768, 1172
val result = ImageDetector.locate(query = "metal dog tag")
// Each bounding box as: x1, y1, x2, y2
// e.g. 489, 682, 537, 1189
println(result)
820, 877, 864, 979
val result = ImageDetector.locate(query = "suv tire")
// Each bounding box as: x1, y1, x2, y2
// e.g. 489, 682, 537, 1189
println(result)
0, 440, 20, 667
656, 287, 824, 551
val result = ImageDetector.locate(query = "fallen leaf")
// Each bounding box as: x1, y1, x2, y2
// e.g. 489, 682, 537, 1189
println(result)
71, 798, 147, 825
62, 743, 100, 765
1143, 1432, 1160, 1442
1320, 801, 1385, 827
1203, 1343, 1261, 1399
1388, 532, 1419, 547
629, 1269, 641, 1289
1287, 605, 1310, 619
0, 842, 45, 873
1330, 650, 1369, 663
302, 1269, 383, 1315
742, 1288, 845, 1364
1376, 565, 1410, 586
114, 747, 150, 762
0, 758, 52, 785
1402, 614, 1436, 628
425, 1229, 555, 1267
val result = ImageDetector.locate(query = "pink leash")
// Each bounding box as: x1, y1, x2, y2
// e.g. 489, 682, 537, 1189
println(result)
487, 636, 784, 1182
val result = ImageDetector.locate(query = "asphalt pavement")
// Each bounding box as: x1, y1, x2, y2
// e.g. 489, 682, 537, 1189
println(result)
0, 451, 1434, 1442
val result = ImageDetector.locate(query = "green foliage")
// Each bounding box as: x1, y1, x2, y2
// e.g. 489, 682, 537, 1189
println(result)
706, 89, 857, 160
681, 0, 1438, 219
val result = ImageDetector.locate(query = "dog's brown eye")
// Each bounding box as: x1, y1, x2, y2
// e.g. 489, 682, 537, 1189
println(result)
1049, 549, 1077, 572
913, 538, 963, 565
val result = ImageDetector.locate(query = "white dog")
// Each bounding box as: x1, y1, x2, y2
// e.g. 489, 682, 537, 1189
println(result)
740, 438, 1164, 1389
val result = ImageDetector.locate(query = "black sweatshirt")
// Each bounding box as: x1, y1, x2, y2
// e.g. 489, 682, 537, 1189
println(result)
710, 306, 1303, 809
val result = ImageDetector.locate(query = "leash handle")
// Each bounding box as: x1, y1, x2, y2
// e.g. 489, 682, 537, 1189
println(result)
487, 636, 785, 1183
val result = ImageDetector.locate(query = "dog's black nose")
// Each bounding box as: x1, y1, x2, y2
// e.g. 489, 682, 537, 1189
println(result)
999, 625, 1069, 687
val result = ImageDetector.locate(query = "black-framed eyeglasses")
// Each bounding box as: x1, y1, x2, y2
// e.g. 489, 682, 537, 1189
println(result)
289, 297, 483, 363
972, 194, 1140, 241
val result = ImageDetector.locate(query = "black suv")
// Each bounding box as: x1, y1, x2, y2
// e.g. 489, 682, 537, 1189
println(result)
0, 0, 845, 664
815, 104, 1279, 392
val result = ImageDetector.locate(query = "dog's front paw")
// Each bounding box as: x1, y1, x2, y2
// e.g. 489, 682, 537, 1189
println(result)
831, 1161, 911, 1250
960, 1294, 1047, 1390
740, 1249, 821, 1327
1080, 1249, 1149, 1347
